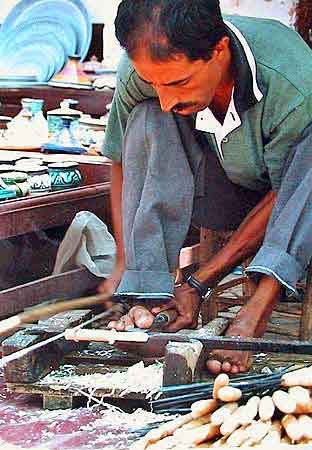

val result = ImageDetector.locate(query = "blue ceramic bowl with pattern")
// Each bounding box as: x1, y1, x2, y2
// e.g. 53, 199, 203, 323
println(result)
48, 161, 82, 191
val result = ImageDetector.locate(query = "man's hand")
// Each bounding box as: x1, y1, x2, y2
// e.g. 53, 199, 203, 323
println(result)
97, 262, 124, 309
152, 283, 201, 332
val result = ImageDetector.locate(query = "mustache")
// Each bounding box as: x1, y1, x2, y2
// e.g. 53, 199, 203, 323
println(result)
172, 102, 196, 112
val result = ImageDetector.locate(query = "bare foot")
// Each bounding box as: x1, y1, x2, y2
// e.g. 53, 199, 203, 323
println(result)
206, 275, 281, 375
206, 316, 260, 375
206, 341, 252, 375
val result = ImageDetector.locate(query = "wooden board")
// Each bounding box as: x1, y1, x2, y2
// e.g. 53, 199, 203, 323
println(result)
6, 349, 155, 410
0, 267, 102, 318
2, 309, 92, 383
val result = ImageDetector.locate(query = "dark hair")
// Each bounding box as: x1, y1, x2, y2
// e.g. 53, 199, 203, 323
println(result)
115, 0, 228, 61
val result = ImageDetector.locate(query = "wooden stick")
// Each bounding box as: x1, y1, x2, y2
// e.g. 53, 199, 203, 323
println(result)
0, 309, 117, 368
65, 328, 149, 343
0, 293, 113, 335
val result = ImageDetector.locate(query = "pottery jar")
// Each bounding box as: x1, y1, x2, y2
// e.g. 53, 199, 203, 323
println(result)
0, 164, 16, 175
48, 161, 82, 191
1, 171, 30, 197
47, 100, 82, 138
0, 155, 21, 165
16, 158, 44, 168
0, 177, 17, 201
24, 166, 51, 195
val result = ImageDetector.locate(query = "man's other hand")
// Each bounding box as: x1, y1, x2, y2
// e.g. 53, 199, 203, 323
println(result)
97, 263, 125, 309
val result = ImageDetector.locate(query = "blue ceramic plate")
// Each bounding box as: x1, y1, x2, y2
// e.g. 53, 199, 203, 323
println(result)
0, 75, 38, 81
1, 0, 91, 60
0, 81, 47, 87
0, 18, 76, 58
0, 33, 67, 81
0, 39, 66, 81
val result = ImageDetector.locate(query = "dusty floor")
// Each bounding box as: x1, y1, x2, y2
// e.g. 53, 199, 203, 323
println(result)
0, 368, 151, 450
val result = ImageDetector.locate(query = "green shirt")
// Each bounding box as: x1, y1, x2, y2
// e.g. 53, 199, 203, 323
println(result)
102, 15, 312, 191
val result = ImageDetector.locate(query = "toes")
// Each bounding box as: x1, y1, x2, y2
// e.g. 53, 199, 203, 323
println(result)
238, 364, 248, 373
221, 361, 232, 373
107, 320, 118, 329
206, 359, 222, 375
115, 320, 127, 331
230, 365, 240, 374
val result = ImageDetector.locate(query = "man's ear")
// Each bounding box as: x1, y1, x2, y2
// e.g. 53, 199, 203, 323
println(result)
213, 36, 231, 59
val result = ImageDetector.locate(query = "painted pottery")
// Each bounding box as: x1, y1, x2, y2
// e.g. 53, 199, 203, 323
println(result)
24, 166, 51, 195
0, 164, 17, 174
0, 177, 17, 200
1, 171, 30, 197
47, 99, 81, 138
48, 161, 82, 190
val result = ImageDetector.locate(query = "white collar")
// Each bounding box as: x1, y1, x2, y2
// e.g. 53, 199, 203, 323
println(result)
195, 21, 263, 159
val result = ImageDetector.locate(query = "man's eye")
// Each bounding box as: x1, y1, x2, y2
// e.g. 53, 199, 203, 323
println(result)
177, 79, 190, 86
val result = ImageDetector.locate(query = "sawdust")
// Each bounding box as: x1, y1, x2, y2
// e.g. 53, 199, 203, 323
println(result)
70, 362, 163, 395
39, 362, 163, 397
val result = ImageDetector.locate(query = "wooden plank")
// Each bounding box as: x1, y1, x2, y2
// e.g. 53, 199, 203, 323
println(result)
0, 267, 101, 318
7, 381, 148, 401
0, 182, 111, 239
43, 394, 74, 410
65, 344, 156, 367
2, 309, 92, 383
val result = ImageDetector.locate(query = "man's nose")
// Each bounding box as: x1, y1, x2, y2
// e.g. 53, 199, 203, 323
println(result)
157, 87, 177, 113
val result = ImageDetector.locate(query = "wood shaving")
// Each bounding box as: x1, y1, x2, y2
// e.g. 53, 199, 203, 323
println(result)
68, 362, 163, 396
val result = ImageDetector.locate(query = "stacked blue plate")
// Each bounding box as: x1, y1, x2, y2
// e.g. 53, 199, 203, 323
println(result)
0, 0, 92, 84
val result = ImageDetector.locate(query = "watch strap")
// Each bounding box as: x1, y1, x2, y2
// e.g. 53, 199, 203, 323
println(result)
185, 274, 214, 302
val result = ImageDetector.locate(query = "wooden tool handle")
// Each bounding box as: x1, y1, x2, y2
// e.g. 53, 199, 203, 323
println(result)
0, 292, 113, 335
20, 293, 111, 323
151, 309, 178, 330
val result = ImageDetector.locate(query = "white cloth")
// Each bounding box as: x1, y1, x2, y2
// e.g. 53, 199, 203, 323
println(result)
53, 211, 116, 278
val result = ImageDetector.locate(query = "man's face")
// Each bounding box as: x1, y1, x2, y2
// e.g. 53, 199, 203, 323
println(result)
132, 46, 225, 116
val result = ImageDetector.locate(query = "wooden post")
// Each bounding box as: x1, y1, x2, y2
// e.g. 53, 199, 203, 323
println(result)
300, 261, 312, 340
43, 394, 74, 410
163, 340, 203, 386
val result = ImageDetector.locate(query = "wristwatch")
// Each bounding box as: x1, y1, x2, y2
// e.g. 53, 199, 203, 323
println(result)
185, 274, 214, 303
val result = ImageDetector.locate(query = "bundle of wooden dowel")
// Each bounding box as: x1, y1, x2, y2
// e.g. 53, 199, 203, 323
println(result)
133, 366, 312, 449
152, 368, 290, 414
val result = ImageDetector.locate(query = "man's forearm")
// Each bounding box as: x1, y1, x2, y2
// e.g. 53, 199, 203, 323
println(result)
111, 161, 125, 268
194, 191, 277, 286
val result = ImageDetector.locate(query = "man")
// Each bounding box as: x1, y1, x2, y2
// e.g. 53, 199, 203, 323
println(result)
99, 0, 312, 375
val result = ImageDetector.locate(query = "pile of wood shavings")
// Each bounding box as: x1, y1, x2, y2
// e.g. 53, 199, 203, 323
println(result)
68, 362, 163, 396
39, 362, 163, 398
